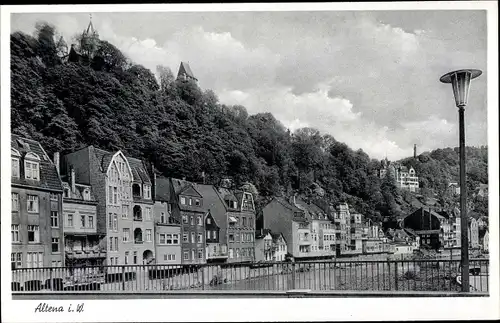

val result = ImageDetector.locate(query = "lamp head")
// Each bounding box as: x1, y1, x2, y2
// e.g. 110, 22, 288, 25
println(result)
440, 69, 482, 108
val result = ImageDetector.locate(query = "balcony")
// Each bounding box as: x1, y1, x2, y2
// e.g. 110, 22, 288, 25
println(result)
298, 239, 311, 245
65, 247, 106, 259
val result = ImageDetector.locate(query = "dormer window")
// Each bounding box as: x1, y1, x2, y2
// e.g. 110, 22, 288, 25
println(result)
11, 149, 21, 178
180, 196, 186, 205
63, 188, 70, 198
24, 152, 40, 181
83, 189, 90, 200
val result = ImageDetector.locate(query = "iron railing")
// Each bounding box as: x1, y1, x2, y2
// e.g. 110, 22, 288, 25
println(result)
11, 258, 489, 293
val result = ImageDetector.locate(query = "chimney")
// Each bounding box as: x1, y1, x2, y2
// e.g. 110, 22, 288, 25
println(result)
53, 152, 60, 175
414, 144, 417, 158
202, 171, 206, 185
70, 167, 76, 193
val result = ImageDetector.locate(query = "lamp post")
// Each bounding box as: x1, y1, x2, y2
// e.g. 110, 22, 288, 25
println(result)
440, 69, 482, 292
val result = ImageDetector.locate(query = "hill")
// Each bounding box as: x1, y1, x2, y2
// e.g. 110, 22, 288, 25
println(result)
10, 22, 488, 225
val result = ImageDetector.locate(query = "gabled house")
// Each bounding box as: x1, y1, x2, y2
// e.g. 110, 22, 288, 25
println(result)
11, 135, 64, 270
263, 197, 311, 259
254, 230, 287, 262
204, 211, 227, 262
62, 146, 155, 266
402, 207, 445, 249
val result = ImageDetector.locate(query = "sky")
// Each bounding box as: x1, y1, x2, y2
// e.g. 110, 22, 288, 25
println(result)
10, 10, 488, 160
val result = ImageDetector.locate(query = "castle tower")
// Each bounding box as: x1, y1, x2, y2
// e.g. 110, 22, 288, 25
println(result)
177, 61, 198, 82
79, 14, 100, 59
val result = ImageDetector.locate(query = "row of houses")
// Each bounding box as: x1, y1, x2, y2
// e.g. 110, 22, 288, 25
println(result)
10, 135, 257, 270
402, 207, 489, 252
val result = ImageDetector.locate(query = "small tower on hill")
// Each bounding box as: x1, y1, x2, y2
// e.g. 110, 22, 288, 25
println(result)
79, 14, 100, 59
177, 61, 198, 82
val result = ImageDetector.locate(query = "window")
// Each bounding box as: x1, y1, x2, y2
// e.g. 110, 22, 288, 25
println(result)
173, 234, 179, 244
229, 234, 234, 242
195, 199, 201, 206
88, 216, 94, 228
108, 186, 113, 203
144, 185, 151, 199
160, 212, 165, 223
25, 157, 40, 180
236, 248, 240, 258
198, 249, 203, 259
11, 193, 19, 212
83, 189, 90, 200
191, 249, 195, 260
189, 198, 192, 206
197, 216, 202, 226
10, 252, 23, 269
146, 229, 152, 242
64, 188, 70, 198
67, 214, 74, 227
183, 251, 189, 260
123, 228, 130, 242
28, 225, 39, 243
242, 217, 247, 227
27, 252, 43, 268
183, 233, 188, 242
114, 237, 119, 251
182, 215, 188, 224
81, 214, 86, 228
229, 248, 234, 259
109, 237, 113, 251
27, 195, 39, 213
213, 231, 217, 240
206, 230, 210, 240
159, 234, 166, 244
235, 233, 240, 242
122, 205, 129, 218
113, 187, 118, 204
197, 233, 203, 243
190, 216, 194, 225
207, 218, 211, 225
191, 232, 195, 243
11, 225, 20, 242
113, 214, 118, 231
50, 193, 58, 201
52, 238, 60, 253
50, 211, 59, 228
180, 197, 186, 205
125, 251, 129, 264
145, 208, 152, 220
133, 251, 137, 264
12, 157, 20, 178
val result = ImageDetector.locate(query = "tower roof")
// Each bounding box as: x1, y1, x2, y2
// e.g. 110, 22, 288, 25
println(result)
177, 61, 197, 81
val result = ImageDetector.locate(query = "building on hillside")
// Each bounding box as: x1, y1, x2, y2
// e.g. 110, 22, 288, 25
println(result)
11, 135, 64, 271
218, 186, 256, 263
169, 178, 206, 264
62, 146, 155, 266
204, 210, 227, 263
177, 61, 198, 82
402, 207, 445, 249
379, 158, 419, 192
448, 182, 460, 195
293, 198, 337, 259
195, 184, 229, 263
58, 163, 105, 271
68, 16, 100, 63
263, 197, 312, 259
152, 176, 181, 265
476, 184, 488, 198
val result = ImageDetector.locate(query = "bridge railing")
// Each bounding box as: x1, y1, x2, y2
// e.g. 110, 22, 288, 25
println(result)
11, 258, 489, 294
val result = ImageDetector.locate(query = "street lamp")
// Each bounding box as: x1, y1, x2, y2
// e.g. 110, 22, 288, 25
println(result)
440, 69, 482, 292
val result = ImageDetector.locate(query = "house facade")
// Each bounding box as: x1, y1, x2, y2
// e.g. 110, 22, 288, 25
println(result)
379, 158, 419, 192
263, 197, 312, 259
153, 176, 181, 265
60, 165, 105, 270
205, 211, 227, 262
169, 178, 206, 264
62, 146, 155, 266
254, 230, 288, 262
11, 136, 64, 270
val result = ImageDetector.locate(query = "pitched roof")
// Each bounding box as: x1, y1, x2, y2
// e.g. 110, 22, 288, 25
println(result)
178, 61, 197, 80
155, 176, 172, 202
11, 135, 63, 192
127, 156, 151, 184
